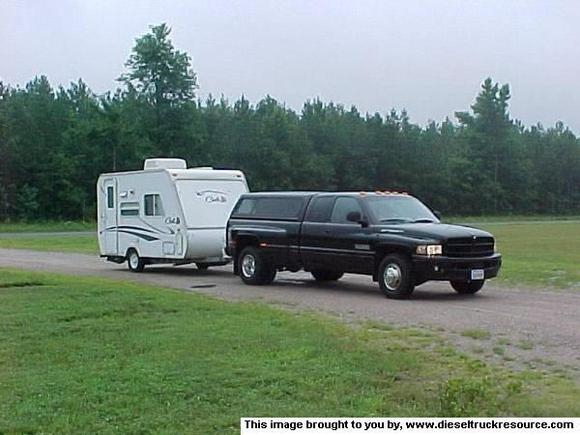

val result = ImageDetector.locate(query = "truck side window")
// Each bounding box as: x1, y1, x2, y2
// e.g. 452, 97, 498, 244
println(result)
144, 194, 164, 216
234, 198, 257, 216
255, 198, 304, 219
107, 186, 114, 208
305, 197, 334, 222
330, 197, 362, 224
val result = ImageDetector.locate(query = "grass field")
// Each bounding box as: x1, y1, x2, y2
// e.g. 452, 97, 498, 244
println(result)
0, 269, 578, 433
0, 221, 95, 233
476, 221, 580, 289
0, 219, 578, 289
0, 234, 97, 254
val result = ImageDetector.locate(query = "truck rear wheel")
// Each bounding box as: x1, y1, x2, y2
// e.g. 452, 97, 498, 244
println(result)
378, 254, 414, 299
127, 249, 145, 273
238, 246, 276, 285
450, 280, 485, 294
311, 270, 344, 282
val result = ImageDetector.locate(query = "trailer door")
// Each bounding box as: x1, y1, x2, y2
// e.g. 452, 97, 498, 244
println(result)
103, 178, 119, 255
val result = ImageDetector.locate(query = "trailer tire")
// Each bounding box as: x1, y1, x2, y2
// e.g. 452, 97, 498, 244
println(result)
238, 246, 276, 285
127, 249, 145, 273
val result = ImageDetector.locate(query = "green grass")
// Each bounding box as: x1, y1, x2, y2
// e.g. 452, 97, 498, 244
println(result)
0, 221, 95, 233
448, 215, 580, 224
0, 235, 96, 254
0, 269, 578, 433
475, 221, 580, 288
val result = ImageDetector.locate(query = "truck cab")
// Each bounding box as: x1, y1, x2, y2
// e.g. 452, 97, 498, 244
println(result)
226, 192, 502, 299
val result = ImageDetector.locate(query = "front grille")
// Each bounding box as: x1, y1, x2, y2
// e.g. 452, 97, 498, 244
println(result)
444, 237, 494, 258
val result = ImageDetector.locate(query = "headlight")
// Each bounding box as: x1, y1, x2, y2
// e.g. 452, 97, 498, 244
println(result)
416, 244, 442, 256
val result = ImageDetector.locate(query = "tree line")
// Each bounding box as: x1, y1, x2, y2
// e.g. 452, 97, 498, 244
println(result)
0, 24, 579, 221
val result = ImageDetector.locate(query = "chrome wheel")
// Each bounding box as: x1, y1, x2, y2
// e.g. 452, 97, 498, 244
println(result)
241, 254, 256, 278
129, 252, 140, 269
383, 263, 402, 291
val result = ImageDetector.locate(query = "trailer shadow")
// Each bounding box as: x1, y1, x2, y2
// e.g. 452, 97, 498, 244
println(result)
137, 265, 233, 278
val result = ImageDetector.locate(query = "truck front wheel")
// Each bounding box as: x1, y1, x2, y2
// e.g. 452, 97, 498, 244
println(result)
378, 254, 414, 299
450, 280, 485, 294
238, 246, 276, 285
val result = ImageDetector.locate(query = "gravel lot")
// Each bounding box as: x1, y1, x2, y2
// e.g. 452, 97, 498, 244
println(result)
1, 248, 579, 373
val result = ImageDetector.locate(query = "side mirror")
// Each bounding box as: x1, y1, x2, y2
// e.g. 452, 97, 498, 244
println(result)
347, 211, 368, 227
433, 210, 442, 220
346, 211, 361, 223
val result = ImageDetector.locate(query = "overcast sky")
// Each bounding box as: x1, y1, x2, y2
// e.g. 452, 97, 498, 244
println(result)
1, 0, 579, 132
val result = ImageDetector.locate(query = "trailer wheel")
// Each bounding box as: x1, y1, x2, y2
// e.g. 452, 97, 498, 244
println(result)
238, 246, 276, 285
127, 249, 145, 273
378, 254, 414, 299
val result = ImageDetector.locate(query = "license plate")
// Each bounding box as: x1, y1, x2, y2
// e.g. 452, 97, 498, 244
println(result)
471, 269, 485, 280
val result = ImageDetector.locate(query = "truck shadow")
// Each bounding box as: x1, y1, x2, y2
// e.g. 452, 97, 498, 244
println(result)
121, 266, 493, 302
273, 278, 492, 302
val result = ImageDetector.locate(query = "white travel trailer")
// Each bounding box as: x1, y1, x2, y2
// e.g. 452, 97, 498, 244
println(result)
97, 158, 248, 272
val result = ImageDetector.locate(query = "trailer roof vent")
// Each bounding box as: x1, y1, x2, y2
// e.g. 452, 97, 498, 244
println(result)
144, 158, 187, 170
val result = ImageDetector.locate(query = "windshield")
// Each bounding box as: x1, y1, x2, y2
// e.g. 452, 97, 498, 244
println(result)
365, 196, 438, 224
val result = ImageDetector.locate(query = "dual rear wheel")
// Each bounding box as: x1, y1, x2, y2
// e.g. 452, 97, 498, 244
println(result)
238, 247, 345, 285
238, 246, 277, 285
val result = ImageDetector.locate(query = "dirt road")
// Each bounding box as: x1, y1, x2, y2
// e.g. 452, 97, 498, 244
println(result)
1, 248, 579, 371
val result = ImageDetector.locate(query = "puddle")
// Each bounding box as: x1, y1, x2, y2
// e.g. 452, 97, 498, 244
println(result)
190, 284, 216, 289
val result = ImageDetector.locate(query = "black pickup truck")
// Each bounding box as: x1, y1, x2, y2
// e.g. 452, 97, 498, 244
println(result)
226, 192, 501, 299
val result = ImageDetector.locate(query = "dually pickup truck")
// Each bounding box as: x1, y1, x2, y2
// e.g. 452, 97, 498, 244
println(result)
226, 192, 502, 299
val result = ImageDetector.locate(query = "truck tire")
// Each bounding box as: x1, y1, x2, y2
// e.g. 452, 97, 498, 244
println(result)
127, 249, 145, 273
311, 270, 344, 282
450, 280, 485, 294
238, 246, 276, 285
378, 254, 414, 299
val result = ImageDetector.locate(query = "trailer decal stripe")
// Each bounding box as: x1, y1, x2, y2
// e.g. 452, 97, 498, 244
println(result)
104, 225, 158, 234
115, 229, 160, 242
137, 218, 175, 235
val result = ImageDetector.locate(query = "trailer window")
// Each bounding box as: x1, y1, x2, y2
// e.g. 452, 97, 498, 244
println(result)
144, 194, 164, 216
120, 202, 139, 216
107, 186, 114, 208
